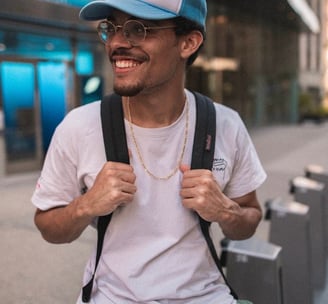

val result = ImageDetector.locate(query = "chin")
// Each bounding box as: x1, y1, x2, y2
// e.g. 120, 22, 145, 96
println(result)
113, 85, 143, 97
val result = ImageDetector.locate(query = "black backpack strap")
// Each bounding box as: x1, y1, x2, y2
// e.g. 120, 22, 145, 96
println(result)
191, 92, 216, 170
101, 94, 129, 165
82, 93, 128, 303
192, 92, 238, 300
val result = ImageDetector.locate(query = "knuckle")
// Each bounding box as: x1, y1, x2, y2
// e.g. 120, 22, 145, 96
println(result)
202, 175, 212, 185
198, 185, 209, 197
196, 196, 206, 206
109, 188, 122, 201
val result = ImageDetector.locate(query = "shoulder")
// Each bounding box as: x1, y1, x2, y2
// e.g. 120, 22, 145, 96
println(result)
50, 101, 102, 154
213, 102, 252, 150
214, 102, 245, 133
213, 102, 240, 121
64, 101, 101, 127
56, 101, 101, 135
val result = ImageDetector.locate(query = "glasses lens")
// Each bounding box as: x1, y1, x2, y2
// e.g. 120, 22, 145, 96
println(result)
124, 20, 146, 45
98, 21, 116, 43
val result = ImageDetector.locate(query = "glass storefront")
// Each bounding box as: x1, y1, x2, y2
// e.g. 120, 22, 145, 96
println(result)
0, 0, 105, 174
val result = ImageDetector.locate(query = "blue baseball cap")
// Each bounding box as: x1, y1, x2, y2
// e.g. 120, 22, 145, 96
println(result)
79, 0, 207, 29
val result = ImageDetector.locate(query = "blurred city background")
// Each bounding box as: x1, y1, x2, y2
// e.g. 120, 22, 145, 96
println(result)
1, 0, 328, 303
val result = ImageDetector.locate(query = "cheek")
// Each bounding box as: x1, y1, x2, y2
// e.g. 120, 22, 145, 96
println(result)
147, 35, 181, 60
149, 44, 181, 70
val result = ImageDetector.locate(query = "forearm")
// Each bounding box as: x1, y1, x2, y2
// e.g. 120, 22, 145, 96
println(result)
217, 193, 262, 240
34, 196, 94, 244
217, 195, 262, 240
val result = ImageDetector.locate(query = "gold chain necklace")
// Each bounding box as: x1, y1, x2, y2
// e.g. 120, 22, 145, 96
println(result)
126, 96, 189, 180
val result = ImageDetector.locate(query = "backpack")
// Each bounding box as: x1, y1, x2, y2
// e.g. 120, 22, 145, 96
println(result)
82, 92, 238, 302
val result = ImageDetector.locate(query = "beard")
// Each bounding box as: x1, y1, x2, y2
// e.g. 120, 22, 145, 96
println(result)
113, 83, 143, 97
113, 75, 145, 96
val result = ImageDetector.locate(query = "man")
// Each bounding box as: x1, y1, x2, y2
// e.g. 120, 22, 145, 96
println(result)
32, 0, 266, 303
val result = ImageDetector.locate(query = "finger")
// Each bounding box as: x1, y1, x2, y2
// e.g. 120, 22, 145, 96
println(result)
120, 180, 137, 195
181, 197, 194, 210
180, 164, 190, 173
119, 191, 135, 204
180, 187, 194, 199
181, 172, 202, 188
119, 171, 136, 184
101, 162, 135, 182
105, 161, 134, 172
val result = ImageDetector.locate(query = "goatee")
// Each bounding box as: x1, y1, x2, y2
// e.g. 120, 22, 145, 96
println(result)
113, 84, 143, 97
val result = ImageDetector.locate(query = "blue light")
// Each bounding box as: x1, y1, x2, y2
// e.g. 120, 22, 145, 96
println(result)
76, 52, 94, 75
1, 62, 34, 127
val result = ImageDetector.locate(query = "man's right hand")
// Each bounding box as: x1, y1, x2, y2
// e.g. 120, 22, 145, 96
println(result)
81, 161, 137, 217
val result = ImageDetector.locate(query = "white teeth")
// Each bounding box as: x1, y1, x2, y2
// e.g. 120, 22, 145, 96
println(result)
115, 60, 139, 68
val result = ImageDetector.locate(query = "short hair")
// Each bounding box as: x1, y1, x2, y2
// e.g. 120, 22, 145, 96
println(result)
172, 17, 206, 66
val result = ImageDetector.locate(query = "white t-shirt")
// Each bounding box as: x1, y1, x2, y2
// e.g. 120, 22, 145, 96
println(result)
32, 90, 266, 304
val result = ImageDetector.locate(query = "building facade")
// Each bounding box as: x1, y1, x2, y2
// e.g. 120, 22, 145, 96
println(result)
297, 0, 328, 119
187, 0, 321, 126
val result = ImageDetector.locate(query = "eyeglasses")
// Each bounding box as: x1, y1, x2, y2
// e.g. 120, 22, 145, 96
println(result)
97, 20, 176, 46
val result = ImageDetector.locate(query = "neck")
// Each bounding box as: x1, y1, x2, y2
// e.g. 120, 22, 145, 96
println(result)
125, 93, 189, 180
123, 91, 186, 128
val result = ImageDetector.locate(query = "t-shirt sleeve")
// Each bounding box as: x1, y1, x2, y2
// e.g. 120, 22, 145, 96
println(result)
31, 116, 82, 211
223, 115, 266, 198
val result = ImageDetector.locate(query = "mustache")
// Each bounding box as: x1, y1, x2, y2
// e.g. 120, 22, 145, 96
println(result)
110, 49, 149, 62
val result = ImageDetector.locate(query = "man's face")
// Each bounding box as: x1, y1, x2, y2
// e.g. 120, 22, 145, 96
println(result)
103, 11, 185, 97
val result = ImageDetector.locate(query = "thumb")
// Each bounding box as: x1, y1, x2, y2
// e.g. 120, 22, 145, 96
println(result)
180, 164, 190, 173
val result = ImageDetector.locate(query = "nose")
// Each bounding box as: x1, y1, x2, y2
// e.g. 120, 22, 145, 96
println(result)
108, 26, 132, 48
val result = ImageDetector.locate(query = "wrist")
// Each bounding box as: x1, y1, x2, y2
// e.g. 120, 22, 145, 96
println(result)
216, 197, 241, 223
72, 195, 95, 223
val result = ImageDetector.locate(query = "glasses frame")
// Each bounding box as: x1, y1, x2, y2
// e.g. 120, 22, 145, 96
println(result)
97, 19, 176, 46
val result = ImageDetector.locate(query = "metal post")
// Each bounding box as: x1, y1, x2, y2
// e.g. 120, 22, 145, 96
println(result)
221, 237, 283, 304
290, 176, 326, 290
305, 164, 328, 255
266, 198, 312, 304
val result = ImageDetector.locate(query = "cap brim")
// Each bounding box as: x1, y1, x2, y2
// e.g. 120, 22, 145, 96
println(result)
79, 0, 177, 21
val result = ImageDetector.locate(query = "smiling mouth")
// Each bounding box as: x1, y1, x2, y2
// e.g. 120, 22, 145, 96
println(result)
114, 60, 140, 69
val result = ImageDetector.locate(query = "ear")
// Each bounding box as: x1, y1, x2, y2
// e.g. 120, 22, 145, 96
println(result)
180, 30, 204, 60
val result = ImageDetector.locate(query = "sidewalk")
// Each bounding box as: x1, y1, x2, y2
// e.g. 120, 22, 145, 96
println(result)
0, 121, 328, 303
